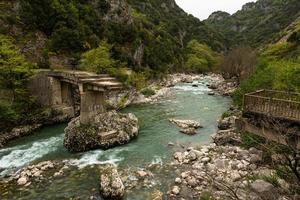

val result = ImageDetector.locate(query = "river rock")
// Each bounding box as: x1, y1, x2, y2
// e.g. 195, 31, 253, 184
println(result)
218, 116, 236, 130
212, 130, 241, 146
137, 170, 148, 178
182, 77, 193, 83
17, 176, 28, 185
175, 177, 182, 184
64, 110, 139, 152
169, 119, 202, 129
149, 190, 163, 200
250, 180, 279, 200
0, 124, 42, 148
171, 185, 180, 195
99, 166, 125, 200
180, 128, 197, 135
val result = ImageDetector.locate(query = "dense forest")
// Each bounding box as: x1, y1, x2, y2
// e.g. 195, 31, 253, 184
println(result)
0, 0, 300, 128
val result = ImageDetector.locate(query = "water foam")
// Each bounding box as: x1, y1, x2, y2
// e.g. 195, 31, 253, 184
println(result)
0, 136, 62, 170
151, 156, 163, 166
173, 83, 211, 94
68, 149, 124, 169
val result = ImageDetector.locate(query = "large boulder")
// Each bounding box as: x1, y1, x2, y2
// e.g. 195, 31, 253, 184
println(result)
250, 180, 279, 200
64, 111, 139, 152
217, 116, 236, 130
169, 119, 202, 136
99, 166, 125, 200
212, 130, 241, 146
169, 119, 202, 129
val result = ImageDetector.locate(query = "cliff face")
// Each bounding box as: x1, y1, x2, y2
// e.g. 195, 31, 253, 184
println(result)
205, 0, 300, 48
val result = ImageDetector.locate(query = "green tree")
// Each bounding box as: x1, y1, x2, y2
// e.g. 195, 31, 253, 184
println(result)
0, 35, 37, 130
79, 41, 116, 73
185, 40, 218, 72
0, 34, 35, 103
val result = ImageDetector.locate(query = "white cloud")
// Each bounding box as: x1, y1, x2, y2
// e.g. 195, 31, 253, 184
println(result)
175, 0, 257, 20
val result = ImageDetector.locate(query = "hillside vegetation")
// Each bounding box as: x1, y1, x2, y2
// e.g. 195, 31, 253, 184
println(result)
232, 17, 300, 105
205, 0, 300, 48
0, 0, 300, 128
1, 0, 224, 77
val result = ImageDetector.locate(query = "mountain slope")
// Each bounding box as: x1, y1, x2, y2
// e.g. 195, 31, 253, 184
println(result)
0, 0, 225, 75
205, 0, 300, 48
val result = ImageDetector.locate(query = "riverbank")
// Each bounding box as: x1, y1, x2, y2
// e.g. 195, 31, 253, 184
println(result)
164, 106, 299, 200
130, 73, 237, 105
0, 108, 72, 148
0, 73, 234, 149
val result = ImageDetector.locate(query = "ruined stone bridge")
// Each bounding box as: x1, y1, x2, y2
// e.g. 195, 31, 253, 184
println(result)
29, 70, 123, 124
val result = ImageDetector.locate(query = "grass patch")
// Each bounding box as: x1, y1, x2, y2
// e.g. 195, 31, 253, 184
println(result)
200, 191, 215, 200
221, 110, 234, 119
240, 131, 265, 149
247, 174, 279, 187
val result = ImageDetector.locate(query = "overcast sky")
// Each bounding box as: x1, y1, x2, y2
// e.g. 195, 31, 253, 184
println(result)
175, 0, 256, 20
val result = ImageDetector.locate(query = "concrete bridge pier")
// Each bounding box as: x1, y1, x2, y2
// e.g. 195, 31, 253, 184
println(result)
79, 84, 105, 124
50, 77, 75, 118
49, 77, 62, 106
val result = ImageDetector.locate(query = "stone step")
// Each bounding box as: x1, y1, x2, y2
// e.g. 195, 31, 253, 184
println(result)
76, 74, 110, 79
107, 86, 123, 90
80, 77, 117, 83
92, 81, 123, 87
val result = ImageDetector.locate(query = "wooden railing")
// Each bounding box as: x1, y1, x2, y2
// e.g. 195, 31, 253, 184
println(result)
243, 90, 300, 122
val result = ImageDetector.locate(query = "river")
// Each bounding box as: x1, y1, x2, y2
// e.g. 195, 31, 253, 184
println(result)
0, 80, 231, 199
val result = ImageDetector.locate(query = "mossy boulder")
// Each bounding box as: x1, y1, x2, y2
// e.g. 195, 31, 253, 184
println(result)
64, 111, 139, 152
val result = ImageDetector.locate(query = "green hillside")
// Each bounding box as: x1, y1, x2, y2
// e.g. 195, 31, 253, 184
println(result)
205, 0, 300, 48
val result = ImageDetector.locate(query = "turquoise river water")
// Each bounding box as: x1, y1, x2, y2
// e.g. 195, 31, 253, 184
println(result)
0, 80, 231, 199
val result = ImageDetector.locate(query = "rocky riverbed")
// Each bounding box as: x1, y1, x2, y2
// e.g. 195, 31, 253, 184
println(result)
0, 73, 240, 199
112, 73, 237, 107
0, 73, 233, 150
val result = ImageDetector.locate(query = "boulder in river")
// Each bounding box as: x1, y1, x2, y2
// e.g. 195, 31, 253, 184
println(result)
169, 119, 202, 129
180, 128, 197, 135
64, 110, 139, 152
99, 166, 125, 200
169, 119, 202, 135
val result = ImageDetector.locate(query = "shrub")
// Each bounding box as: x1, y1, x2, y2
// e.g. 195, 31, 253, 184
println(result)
0, 100, 19, 130
240, 132, 265, 149
141, 88, 156, 97
233, 58, 300, 106
262, 42, 295, 59
0, 34, 35, 102
127, 72, 147, 90
221, 111, 234, 119
200, 191, 215, 200
185, 40, 219, 73
79, 41, 116, 73
220, 47, 257, 82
